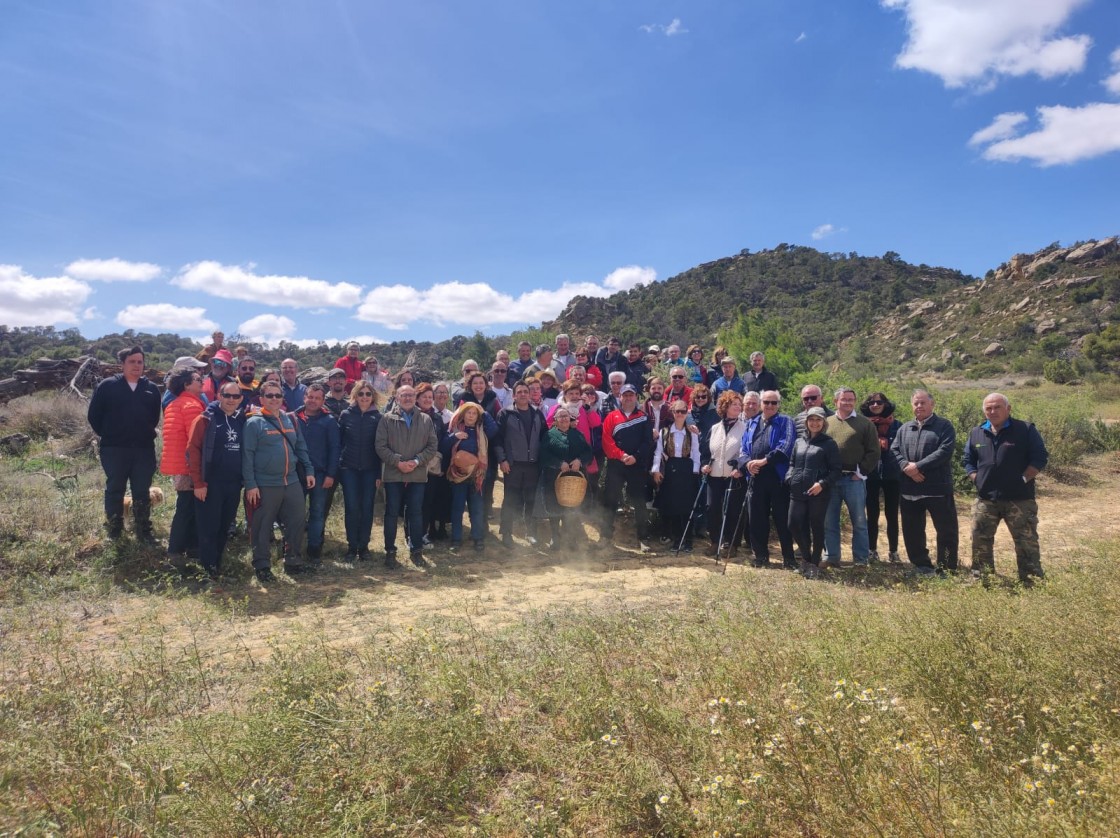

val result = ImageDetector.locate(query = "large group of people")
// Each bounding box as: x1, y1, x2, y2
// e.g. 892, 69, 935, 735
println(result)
86, 329, 1051, 586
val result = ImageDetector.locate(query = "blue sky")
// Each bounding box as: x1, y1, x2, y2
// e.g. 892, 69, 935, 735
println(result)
2, 0, 1118, 346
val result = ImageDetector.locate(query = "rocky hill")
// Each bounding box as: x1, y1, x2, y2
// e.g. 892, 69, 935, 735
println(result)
850, 237, 1120, 378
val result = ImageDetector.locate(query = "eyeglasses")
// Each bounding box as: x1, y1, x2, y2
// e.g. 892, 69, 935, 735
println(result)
868, 400, 884, 405
355, 392, 374, 398
220, 392, 242, 399
261, 393, 283, 400
762, 400, 779, 406
802, 395, 820, 402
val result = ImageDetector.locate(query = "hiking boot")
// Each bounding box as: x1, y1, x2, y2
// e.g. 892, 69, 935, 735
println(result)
473, 541, 485, 553
384, 551, 402, 570
284, 562, 311, 575
888, 551, 901, 564
412, 552, 434, 569
106, 516, 124, 540
868, 550, 880, 563
358, 547, 373, 562
255, 567, 275, 583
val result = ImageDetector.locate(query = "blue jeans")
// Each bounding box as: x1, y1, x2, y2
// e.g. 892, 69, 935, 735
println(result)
339, 468, 377, 552
450, 480, 485, 545
383, 481, 425, 554
825, 475, 870, 563
305, 476, 331, 550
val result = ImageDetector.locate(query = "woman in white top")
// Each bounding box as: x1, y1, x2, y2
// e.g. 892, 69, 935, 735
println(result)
701, 391, 747, 557
652, 399, 702, 552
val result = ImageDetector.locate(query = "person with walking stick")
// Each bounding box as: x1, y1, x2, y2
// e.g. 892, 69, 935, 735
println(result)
701, 391, 747, 558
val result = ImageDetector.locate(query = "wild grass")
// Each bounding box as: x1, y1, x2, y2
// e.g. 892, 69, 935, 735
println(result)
1, 392, 93, 441
2, 546, 1119, 835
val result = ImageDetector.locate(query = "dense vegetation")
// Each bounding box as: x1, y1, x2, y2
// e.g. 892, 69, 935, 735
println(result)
547, 245, 973, 358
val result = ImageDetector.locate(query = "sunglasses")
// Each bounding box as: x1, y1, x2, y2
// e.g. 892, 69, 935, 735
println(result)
868, 400, 884, 405
211, 360, 229, 367
762, 400, 779, 406
492, 368, 507, 374
802, 395, 820, 401
694, 394, 709, 400
239, 366, 255, 372
672, 409, 688, 414
671, 374, 684, 379
220, 392, 242, 399
261, 393, 283, 400
356, 392, 374, 398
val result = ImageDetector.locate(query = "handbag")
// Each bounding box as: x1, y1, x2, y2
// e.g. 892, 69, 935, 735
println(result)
448, 445, 479, 484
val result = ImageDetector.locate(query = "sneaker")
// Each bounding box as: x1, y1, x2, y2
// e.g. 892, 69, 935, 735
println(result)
677, 545, 693, 555
344, 550, 359, 563
284, 562, 310, 575
412, 552, 434, 569
307, 545, 323, 565
637, 542, 652, 554
384, 551, 402, 570
421, 535, 433, 548
358, 548, 373, 562
255, 568, 275, 583
473, 541, 485, 553
501, 534, 514, 549
888, 551, 901, 564
820, 560, 842, 570
448, 543, 461, 555
525, 535, 538, 547
852, 559, 870, 568
868, 550, 880, 562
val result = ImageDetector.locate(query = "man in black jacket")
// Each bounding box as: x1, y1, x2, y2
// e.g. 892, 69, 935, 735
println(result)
87, 345, 162, 542
495, 381, 548, 548
890, 389, 957, 574
963, 393, 1049, 584
742, 352, 778, 393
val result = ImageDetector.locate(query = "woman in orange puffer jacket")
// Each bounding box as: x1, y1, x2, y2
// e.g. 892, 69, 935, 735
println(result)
161, 368, 207, 560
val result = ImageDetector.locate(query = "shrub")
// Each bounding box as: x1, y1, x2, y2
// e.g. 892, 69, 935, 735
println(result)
1, 393, 91, 441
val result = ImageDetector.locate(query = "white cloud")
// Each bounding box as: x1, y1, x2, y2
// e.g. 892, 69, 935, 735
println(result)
0, 265, 91, 326
65, 257, 162, 282
116, 303, 219, 333
968, 111, 1030, 145
795, 32, 807, 44
356, 266, 658, 329
811, 223, 847, 241
173, 261, 362, 309
882, 0, 1092, 88
82, 306, 101, 320
1105, 46, 1120, 95
237, 313, 298, 345
640, 18, 688, 37
603, 265, 656, 291
974, 102, 1120, 165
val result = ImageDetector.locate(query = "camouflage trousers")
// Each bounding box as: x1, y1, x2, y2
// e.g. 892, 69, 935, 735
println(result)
970, 498, 1043, 581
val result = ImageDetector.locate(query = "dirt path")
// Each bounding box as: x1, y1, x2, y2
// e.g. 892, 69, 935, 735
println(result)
43, 453, 1120, 665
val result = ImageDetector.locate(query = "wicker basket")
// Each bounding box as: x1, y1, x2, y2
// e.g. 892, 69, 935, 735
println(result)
554, 470, 587, 508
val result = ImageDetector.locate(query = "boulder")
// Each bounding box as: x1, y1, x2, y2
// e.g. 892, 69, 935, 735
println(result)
940, 348, 954, 362
1024, 248, 1068, 275
1034, 319, 1058, 335
983, 342, 1004, 357
1065, 237, 1118, 263
1011, 296, 1031, 312
0, 433, 30, 455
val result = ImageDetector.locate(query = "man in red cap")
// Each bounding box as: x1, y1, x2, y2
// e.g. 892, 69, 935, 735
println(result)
201, 348, 236, 402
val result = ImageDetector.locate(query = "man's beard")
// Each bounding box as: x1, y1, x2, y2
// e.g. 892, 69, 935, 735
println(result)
239, 374, 254, 384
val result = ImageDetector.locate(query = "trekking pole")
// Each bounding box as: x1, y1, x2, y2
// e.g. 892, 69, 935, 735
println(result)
728, 471, 753, 561
714, 461, 739, 564
676, 473, 708, 554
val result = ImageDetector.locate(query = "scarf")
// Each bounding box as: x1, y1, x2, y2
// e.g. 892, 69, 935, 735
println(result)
868, 413, 895, 451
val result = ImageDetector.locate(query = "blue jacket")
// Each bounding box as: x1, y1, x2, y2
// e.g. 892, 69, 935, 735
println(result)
740, 412, 796, 481
297, 408, 341, 480
712, 375, 747, 397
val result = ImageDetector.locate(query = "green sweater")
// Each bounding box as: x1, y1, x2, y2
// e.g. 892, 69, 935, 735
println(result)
823, 413, 880, 475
